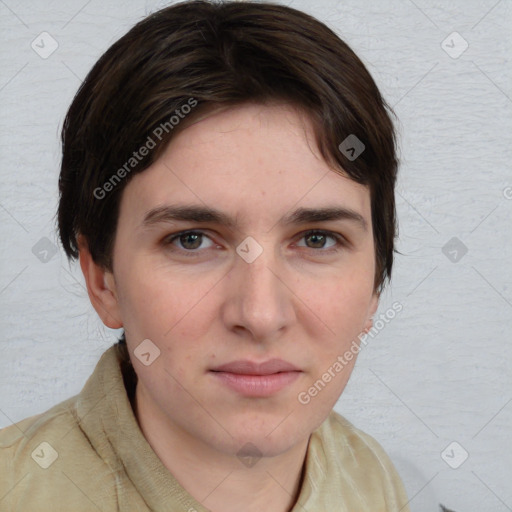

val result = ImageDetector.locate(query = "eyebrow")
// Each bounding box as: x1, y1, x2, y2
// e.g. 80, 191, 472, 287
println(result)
141, 204, 368, 232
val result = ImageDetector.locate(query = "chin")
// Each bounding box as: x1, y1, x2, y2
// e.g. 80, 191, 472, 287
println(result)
224, 415, 311, 456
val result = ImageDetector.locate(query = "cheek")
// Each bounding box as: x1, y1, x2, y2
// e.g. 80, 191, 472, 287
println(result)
298, 270, 374, 342
116, 267, 217, 343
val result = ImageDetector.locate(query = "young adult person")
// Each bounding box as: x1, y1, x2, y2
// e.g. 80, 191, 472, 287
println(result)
0, 2, 409, 510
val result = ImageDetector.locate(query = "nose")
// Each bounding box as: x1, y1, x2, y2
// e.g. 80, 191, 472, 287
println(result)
221, 242, 296, 343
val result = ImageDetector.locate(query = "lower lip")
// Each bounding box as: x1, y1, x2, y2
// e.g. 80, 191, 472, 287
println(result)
210, 371, 301, 397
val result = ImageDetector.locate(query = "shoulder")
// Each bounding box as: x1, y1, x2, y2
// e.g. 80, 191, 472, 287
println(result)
0, 396, 79, 472
0, 390, 118, 510
321, 410, 397, 466
312, 410, 410, 510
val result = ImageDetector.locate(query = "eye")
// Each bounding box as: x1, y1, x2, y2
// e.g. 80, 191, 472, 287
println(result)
163, 229, 346, 258
295, 230, 345, 252
164, 230, 215, 254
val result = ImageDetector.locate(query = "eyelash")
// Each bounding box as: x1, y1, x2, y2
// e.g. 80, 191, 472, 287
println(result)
162, 229, 347, 257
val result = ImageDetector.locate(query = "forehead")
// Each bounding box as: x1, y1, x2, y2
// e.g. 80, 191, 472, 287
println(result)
119, 102, 371, 230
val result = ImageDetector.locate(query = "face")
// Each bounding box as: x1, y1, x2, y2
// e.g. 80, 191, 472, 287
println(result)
90, 102, 379, 460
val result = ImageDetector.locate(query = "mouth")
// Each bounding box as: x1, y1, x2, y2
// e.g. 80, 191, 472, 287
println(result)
209, 359, 302, 397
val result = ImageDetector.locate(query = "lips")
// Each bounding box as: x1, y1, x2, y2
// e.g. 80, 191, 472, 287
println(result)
210, 358, 300, 376
209, 359, 302, 397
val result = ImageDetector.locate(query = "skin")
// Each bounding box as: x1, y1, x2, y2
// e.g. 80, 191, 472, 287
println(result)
79, 102, 379, 512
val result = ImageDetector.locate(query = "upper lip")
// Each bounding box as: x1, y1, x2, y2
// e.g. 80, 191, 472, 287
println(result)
210, 359, 301, 375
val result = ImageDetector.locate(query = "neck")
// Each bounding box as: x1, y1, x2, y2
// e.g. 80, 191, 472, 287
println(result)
134, 384, 309, 512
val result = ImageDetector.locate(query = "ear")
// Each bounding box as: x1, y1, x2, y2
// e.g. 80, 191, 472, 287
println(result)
78, 235, 123, 329
362, 292, 379, 334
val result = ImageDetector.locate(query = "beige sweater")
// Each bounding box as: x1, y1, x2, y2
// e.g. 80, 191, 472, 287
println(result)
0, 344, 410, 511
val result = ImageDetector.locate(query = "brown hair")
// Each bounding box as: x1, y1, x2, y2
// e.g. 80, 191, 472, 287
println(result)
57, 0, 399, 297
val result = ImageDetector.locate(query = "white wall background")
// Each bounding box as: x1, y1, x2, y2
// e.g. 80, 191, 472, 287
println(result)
1, 1, 511, 511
